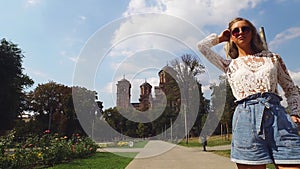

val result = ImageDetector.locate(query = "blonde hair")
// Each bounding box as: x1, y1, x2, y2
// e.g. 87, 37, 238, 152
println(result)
225, 17, 266, 59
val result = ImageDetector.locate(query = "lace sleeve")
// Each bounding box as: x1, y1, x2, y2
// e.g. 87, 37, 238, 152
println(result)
197, 33, 230, 72
277, 55, 300, 117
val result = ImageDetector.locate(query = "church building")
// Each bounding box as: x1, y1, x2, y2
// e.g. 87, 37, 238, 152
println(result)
116, 66, 180, 112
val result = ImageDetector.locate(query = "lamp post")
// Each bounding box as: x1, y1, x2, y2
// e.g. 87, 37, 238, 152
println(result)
184, 104, 188, 144
107, 112, 112, 141
170, 118, 173, 142
48, 106, 52, 131
92, 117, 95, 140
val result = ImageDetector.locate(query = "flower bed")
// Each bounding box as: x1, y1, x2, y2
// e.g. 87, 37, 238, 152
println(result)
0, 130, 99, 169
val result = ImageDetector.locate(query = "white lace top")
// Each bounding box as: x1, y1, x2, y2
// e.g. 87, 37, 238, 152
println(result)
197, 33, 300, 116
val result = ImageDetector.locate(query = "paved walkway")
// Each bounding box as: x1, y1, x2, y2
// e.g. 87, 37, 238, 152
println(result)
100, 140, 237, 169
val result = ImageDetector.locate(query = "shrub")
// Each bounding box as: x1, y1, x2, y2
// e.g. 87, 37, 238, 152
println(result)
0, 130, 99, 169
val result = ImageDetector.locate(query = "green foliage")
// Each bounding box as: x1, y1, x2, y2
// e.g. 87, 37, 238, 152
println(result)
0, 130, 98, 169
170, 54, 209, 138
210, 76, 236, 136
72, 86, 99, 136
21, 82, 99, 137
0, 39, 33, 132
31, 82, 70, 131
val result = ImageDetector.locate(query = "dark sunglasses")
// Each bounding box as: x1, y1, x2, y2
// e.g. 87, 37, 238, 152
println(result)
231, 26, 251, 37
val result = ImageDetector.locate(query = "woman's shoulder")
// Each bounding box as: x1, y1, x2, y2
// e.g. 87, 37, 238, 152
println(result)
255, 50, 285, 65
256, 50, 282, 59
255, 50, 274, 57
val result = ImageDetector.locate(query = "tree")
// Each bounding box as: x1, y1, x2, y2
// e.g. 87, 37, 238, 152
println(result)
151, 66, 180, 139
170, 54, 206, 144
210, 75, 235, 139
29, 82, 87, 136
221, 78, 235, 140
72, 86, 100, 137
30, 81, 65, 132
0, 38, 33, 133
191, 83, 210, 137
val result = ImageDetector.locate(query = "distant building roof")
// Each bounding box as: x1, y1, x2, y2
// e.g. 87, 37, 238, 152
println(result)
140, 81, 152, 87
118, 75, 130, 83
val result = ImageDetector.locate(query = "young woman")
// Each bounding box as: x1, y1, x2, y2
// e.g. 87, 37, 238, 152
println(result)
197, 17, 300, 169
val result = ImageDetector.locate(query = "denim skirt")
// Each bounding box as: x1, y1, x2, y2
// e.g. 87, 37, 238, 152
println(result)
231, 92, 300, 165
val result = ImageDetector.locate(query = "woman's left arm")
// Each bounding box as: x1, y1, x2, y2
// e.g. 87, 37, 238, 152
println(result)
277, 54, 300, 122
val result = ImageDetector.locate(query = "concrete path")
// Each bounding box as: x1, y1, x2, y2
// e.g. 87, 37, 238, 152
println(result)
101, 140, 237, 169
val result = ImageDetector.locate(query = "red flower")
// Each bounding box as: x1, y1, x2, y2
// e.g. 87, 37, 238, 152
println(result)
44, 130, 51, 134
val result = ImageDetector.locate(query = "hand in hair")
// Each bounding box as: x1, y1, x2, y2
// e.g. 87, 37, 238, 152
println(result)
218, 29, 230, 43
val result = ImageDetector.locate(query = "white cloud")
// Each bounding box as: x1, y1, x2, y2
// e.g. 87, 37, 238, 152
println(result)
112, 0, 262, 45
59, 50, 80, 63
109, 49, 135, 58
79, 15, 87, 21
68, 56, 79, 63
123, 0, 166, 17
269, 27, 300, 50
25, 0, 42, 7
101, 81, 114, 93
123, 0, 261, 26
109, 0, 264, 66
70, 16, 87, 33
95, 0, 265, 108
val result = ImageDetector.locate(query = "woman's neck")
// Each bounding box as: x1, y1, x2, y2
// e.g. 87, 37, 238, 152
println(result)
238, 47, 255, 57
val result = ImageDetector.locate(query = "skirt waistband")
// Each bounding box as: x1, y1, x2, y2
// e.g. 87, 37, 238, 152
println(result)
236, 92, 282, 105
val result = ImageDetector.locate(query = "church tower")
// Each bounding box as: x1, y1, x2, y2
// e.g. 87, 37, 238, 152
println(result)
139, 80, 152, 111
157, 66, 180, 112
116, 76, 131, 109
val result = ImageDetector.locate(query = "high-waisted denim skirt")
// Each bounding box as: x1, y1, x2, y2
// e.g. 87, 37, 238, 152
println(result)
231, 92, 300, 165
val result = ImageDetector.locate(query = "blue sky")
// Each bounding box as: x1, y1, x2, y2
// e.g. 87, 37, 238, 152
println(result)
1, 0, 300, 109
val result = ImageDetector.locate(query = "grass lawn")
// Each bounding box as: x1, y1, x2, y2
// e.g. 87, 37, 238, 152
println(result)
178, 135, 231, 147
47, 152, 137, 169
131, 140, 148, 148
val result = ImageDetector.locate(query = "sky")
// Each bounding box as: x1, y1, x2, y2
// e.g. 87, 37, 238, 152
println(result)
1, 0, 300, 109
